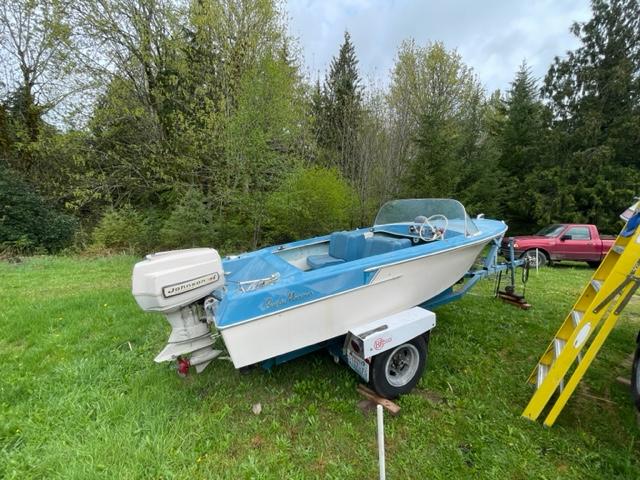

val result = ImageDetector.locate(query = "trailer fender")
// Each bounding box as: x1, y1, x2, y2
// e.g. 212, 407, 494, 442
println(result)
344, 307, 436, 383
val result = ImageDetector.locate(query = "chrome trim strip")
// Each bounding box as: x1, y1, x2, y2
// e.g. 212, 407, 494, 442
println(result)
272, 239, 329, 253
216, 274, 401, 330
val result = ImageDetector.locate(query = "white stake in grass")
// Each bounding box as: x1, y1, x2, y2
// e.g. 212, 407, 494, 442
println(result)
377, 404, 386, 480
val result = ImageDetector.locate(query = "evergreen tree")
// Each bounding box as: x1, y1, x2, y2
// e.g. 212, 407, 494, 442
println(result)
160, 188, 215, 249
543, 0, 640, 231
457, 90, 504, 218
497, 62, 548, 232
500, 63, 545, 176
315, 31, 363, 181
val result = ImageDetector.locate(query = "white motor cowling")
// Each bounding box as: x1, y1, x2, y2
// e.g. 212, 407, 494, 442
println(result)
132, 248, 225, 312
132, 248, 226, 374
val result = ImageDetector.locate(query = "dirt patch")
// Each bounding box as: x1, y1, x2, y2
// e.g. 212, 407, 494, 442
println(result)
416, 389, 446, 404
356, 399, 377, 414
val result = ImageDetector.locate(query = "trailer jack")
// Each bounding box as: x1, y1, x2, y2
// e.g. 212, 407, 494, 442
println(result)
495, 238, 531, 309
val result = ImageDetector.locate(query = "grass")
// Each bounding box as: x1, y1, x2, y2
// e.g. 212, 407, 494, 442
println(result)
1, 255, 639, 479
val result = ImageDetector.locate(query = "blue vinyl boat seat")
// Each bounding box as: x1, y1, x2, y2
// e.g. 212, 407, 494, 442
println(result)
363, 236, 412, 257
306, 253, 345, 269
307, 231, 411, 269
307, 231, 364, 269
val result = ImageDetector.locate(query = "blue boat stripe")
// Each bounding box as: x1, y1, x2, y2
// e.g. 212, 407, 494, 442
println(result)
216, 274, 401, 330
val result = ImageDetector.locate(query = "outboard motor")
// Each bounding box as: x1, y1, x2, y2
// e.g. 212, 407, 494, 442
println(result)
132, 248, 225, 374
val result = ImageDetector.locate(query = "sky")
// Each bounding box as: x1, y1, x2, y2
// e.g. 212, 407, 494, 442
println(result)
284, 0, 592, 93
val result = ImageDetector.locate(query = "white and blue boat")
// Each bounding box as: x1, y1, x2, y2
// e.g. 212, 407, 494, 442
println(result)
132, 199, 507, 396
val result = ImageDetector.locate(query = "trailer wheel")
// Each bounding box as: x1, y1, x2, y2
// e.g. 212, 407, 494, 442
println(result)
631, 338, 640, 411
370, 334, 428, 398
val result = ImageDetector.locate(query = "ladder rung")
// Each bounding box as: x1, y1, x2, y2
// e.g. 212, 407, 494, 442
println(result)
553, 339, 567, 392
536, 363, 549, 389
570, 309, 585, 363
571, 310, 583, 327
545, 338, 567, 393
591, 279, 603, 292
612, 245, 625, 255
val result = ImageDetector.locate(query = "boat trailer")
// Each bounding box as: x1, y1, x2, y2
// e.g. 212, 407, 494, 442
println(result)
259, 233, 529, 395
139, 233, 529, 398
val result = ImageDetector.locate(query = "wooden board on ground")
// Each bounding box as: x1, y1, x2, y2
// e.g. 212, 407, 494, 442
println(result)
357, 384, 401, 416
497, 291, 531, 310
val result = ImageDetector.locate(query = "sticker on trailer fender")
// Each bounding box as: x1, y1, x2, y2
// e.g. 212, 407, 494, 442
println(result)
162, 273, 220, 298
373, 336, 392, 351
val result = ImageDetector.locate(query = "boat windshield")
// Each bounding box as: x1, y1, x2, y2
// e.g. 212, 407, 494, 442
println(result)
374, 199, 479, 237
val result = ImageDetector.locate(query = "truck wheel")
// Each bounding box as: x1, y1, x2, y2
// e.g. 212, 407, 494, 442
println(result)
631, 338, 640, 411
370, 334, 428, 398
523, 249, 548, 268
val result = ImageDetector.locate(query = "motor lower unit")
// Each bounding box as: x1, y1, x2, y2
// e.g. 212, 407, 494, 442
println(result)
132, 248, 226, 373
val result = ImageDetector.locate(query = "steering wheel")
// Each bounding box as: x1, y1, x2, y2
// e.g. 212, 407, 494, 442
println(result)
413, 214, 448, 242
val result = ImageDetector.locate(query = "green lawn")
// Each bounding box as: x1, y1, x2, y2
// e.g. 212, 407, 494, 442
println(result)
1, 256, 639, 479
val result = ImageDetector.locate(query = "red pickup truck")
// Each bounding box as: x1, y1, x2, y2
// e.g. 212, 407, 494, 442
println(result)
502, 224, 616, 267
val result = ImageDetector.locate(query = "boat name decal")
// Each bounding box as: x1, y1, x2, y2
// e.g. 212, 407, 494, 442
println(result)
163, 273, 220, 298
262, 290, 312, 310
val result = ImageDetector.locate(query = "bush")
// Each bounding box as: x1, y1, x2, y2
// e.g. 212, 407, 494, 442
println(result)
159, 188, 215, 248
91, 205, 151, 252
265, 166, 356, 242
0, 168, 77, 254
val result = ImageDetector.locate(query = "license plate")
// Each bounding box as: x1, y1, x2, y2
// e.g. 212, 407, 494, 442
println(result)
347, 350, 369, 382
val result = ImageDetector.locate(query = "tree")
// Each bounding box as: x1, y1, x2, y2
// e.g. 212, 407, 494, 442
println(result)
73, 0, 181, 144
389, 41, 488, 205
160, 188, 215, 249
496, 62, 548, 232
91, 205, 150, 252
0, 0, 78, 176
543, 0, 640, 231
314, 31, 363, 181
457, 90, 503, 218
223, 52, 308, 248
352, 89, 395, 224
0, 166, 77, 253
265, 166, 356, 243
75, 0, 308, 245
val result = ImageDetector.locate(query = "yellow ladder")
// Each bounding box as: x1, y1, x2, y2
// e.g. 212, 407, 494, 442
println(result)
522, 202, 640, 427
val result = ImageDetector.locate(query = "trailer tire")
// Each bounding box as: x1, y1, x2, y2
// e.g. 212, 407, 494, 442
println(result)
370, 334, 429, 399
631, 337, 640, 411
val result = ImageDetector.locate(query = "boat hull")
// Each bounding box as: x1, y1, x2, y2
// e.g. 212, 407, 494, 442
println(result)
220, 238, 491, 368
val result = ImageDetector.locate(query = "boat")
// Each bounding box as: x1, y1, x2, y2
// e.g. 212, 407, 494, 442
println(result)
132, 198, 507, 394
